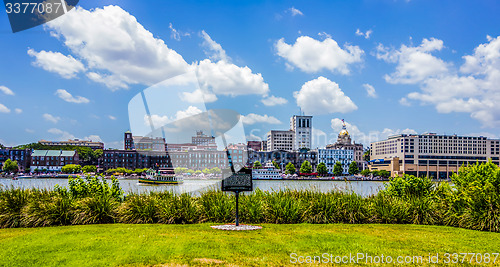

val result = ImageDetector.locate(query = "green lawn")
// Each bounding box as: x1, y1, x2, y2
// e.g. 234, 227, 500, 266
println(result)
0, 224, 499, 266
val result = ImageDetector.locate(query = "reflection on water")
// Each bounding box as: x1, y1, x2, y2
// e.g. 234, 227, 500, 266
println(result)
0, 178, 386, 197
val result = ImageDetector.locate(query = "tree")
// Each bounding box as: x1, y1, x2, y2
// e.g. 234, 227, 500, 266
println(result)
202, 168, 210, 175
253, 161, 262, 168
371, 170, 380, 177
2, 159, 18, 173
360, 169, 371, 176
211, 167, 221, 174
272, 160, 280, 170
363, 149, 370, 162
194, 170, 202, 175
333, 162, 343, 176
300, 160, 313, 174
379, 170, 391, 178
348, 161, 359, 175
317, 162, 328, 176
285, 162, 296, 174
82, 165, 97, 173
61, 164, 82, 174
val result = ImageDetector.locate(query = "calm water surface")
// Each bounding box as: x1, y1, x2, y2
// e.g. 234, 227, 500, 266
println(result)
0, 178, 385, 197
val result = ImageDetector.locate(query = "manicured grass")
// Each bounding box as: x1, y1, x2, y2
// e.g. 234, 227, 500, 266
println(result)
0, 224, 499, 266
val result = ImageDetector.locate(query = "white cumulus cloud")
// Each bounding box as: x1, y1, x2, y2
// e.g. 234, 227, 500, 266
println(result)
275, 36, 364, 74
363, 83, 377, 98
43, 113, 60, 124
45, 5, 189, 89
14, 108, 22, 114
55, 89, 90, 104
0, 86, 14, 96
288, 7, 303, 16
27, 49, 85, 79
241, 114, 282, 125
180, 88, 218, 104
294, 77, 357, 115
200, 30, 230, 62
375, 38, 450, 84
48, 128, 75, 140
261, 95, 288, 106
196, 59, 270, 97
355, 29, 373, 39
0, 104, 10, 113
382, 35, 500, 127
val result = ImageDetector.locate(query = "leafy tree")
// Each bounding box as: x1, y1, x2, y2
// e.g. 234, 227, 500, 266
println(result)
194, 170, 202, 175
285, 162, 296, 174
210, 167, 221, 174
82, 165, 97, 173
2, 159, 18, 173
61, 164, 82, 174
187, 169, 194, 174
371, 170, 380, 177
317, 162, 328, 175
363, 149, 370, 162
272, 160, 280, 170
0, 143, 4, 149
253, 161, 262, 168
202, 168, 210, 175
348, 161, 359, 175
379, 170, 391, 178
333, 162, 343, 176
300, 160, 313, 174
360, 169, 371, 176
174, 167, 188, 174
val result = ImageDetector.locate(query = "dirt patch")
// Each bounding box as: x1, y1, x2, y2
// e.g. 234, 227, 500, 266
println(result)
193, 258, 225, 264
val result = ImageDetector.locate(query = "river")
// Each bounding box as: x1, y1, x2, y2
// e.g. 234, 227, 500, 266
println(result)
0, 178, 386, 197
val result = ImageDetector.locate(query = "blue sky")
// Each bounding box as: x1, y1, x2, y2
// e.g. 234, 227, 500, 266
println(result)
0, 0, 499, 149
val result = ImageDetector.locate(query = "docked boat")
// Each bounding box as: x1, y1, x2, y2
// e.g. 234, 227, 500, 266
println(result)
252, 161, 283, 180
139, 168, 183, 185
15, 175, 33, 179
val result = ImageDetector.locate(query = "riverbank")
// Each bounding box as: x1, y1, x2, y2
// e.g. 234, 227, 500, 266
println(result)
0, 223, 498, 266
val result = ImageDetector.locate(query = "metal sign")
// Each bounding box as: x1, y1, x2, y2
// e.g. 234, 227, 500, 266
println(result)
222, 170, 253, 192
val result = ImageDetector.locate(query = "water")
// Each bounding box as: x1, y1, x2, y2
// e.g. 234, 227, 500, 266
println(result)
0, 178, 385, 197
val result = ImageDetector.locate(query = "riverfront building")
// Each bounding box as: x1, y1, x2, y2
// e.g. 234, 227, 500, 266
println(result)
326, 121, 364, 169
247, 150, 317, 172
369, 133, 500, 179
317, 148, 353, 175
266, 130, 295, 152
30, 150, 79, 172
290, 115, 312, 150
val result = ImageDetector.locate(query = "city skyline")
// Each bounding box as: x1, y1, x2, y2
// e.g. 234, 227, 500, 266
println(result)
1, 0, 500, 149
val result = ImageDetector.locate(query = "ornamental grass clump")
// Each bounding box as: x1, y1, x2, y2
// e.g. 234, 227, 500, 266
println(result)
118, 193, 159, 224
0, 187, 30, 228
21, 189, 74, 227
198, 190, 234, 223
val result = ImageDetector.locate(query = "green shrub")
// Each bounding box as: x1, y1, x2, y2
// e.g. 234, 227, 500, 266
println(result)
0, 188, 30, 228
21, 189, 74, 227
72, 195, 118, 224
198, 190, 234, 223
118, 194, 158, 224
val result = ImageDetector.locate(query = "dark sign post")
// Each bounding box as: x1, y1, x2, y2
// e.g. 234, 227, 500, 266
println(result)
221, 135, 252, 226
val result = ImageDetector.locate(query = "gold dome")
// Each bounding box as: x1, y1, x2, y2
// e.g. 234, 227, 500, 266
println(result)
339, 129, 349, 136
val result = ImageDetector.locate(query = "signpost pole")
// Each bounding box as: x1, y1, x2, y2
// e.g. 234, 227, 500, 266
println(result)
235, 191, 239, 226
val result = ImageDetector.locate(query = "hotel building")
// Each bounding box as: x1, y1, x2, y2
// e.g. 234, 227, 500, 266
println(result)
266, 130, 295, 152
369, 133, 500, 179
